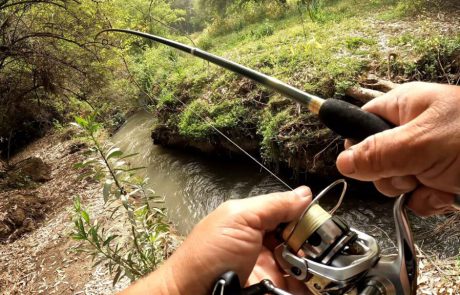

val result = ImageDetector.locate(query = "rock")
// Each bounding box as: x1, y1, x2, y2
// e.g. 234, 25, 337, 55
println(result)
9, 207, 26, 226
12, 157, 52, 182
0, 193, 47, 241
68, 142, 87, 154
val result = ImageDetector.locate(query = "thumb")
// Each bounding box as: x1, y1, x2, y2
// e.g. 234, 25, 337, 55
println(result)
336, 124, 421, 181
240, 186, 312, 231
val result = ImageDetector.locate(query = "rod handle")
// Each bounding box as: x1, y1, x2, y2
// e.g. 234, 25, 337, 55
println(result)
318, 99, 393, 142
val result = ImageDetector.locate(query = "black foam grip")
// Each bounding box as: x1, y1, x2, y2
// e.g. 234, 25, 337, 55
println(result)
318, 99, 393, 142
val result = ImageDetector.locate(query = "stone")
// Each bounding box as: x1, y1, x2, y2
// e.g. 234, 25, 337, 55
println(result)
12, 157, 52, 182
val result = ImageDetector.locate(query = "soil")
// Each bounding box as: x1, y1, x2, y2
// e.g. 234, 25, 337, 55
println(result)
0, 131, 129, 294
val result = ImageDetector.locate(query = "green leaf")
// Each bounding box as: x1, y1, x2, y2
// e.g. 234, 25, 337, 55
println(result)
110, 205, 121, 218
75, 116, 89, 128
103, 180, 113, 203
119, 153, 139, 160
70, 233, 84, 240
81, 210, 90, 224
77, 171, 95, 180
73, 197, 81, 211
89, 227, 99, 247
103, 235, 118, 247
113, 267, 123, 286
114, 167, 146, 172
107, 147, 123, 160
93, 258, 105, 268
73, 162, 85, 169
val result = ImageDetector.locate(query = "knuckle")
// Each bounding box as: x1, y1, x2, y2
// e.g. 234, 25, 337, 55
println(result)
358, 135, 384, 174
219, 199, 242, 216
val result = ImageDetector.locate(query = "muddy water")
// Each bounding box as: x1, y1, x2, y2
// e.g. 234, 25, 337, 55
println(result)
112, 111, 458, 257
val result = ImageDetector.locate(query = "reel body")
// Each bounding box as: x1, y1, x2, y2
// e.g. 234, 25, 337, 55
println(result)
213, 180, 417, 295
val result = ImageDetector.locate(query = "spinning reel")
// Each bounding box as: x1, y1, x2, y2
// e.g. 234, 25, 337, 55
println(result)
213, 180, 417, 295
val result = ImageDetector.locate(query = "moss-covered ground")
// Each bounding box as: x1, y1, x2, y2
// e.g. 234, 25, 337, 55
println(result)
136, 0, 460, 176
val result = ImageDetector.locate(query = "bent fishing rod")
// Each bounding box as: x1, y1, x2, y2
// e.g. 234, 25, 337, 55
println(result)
98, 29, 392, 142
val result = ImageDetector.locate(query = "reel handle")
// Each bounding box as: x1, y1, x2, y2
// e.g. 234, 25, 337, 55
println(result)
212, 271, 293, 295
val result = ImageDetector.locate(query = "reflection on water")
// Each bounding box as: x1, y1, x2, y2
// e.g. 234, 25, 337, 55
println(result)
112, 111, 458, 257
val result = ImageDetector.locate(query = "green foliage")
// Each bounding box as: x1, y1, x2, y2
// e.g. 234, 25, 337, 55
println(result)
71, 115, 172, 285
249, 20, 275, 39
197, 35, 215, 50
0, 0, 189, 153
178, 99, 248, 138
388, 34, 460, 82
259, 109, 290, 159
345, 36, 377, 50
206, 0, 288, 37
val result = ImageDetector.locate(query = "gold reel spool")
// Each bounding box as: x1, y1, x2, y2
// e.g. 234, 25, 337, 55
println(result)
282, 179, 347, 252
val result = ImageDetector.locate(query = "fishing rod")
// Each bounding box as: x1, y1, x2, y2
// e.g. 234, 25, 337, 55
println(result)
98, 29, 416, 295
97, 29, 392, 143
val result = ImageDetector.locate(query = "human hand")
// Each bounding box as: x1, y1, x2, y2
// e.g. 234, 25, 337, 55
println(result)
121, 186, 312, 295
336, 82, 460, 216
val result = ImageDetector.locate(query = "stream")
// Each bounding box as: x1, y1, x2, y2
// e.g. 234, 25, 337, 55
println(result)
112, 111, 459, 258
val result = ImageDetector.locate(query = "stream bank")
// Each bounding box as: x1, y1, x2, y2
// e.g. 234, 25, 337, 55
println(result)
145, 3, 460, 178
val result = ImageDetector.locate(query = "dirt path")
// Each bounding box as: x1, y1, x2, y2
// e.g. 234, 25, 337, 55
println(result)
0, 131, 129, 294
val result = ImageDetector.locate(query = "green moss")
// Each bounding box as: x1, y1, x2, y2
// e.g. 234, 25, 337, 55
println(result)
178, 99, 248, 139
345, 36, 377, 50
259, 109, 290, 159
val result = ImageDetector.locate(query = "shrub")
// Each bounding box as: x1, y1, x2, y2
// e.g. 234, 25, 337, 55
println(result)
71, 114, 174, 285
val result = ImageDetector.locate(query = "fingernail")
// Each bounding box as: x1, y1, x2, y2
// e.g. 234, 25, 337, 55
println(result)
294, 186, 312, 197
391, 176, 415, 190
337, 149, 355, 175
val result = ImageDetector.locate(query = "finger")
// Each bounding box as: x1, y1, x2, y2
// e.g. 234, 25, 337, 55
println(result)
336, 124, 418, 181
225, 186, 312, 231
335, 106, 444, 182
362, 82, 433, 125
407, 186, 457, 216
361, 89, 402, 125
247, 248, 309, 294
374, 176, 418, 197
344, 139, 353, 150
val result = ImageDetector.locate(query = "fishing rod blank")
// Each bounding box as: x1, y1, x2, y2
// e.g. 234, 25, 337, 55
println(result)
99, 29, 392, 142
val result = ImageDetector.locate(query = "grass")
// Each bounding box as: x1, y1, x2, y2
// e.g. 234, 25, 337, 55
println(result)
133, 0, 460, 172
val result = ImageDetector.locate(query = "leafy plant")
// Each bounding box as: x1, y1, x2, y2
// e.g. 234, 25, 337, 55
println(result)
71, 114, 173, 285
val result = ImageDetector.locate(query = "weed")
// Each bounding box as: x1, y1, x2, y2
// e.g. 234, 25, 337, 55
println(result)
178, 99, 247, 139
71, 114, 173, 285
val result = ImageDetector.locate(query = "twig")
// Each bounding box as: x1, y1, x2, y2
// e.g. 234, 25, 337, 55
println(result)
437, 48, 452, 84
